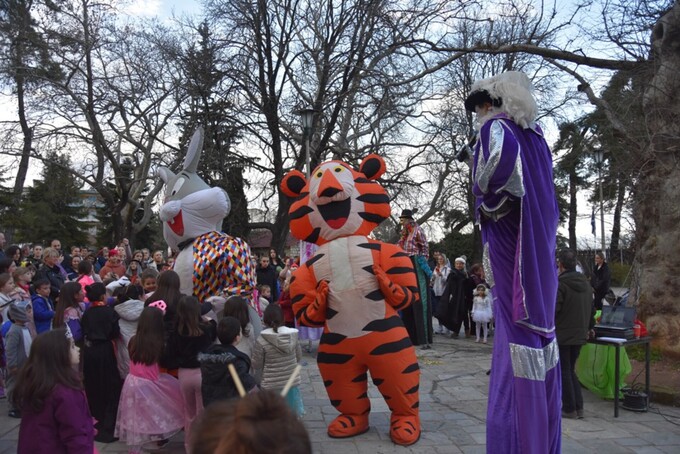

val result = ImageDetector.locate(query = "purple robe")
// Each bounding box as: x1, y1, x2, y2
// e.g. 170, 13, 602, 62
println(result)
472, 113, 561, 454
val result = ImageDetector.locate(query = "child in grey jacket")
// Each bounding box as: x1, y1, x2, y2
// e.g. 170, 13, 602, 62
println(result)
252, 304, 304, 416
5, 303, 32, 418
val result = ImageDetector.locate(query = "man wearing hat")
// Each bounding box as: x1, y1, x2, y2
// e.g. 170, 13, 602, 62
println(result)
464, 71, 560, 453
397, 209, 433, 348
98, 248, 127, 280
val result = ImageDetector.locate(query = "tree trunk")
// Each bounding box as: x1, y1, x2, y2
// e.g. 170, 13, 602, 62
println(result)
609, 173, 626, 263
568, 169, 578, 251
631, 3, 680, 356
13, 77, 32, 207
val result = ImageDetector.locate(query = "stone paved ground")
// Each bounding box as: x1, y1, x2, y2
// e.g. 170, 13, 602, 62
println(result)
2, 333, 679, 453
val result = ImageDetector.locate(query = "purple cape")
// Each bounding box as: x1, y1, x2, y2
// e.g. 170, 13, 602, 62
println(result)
473, 113, 561, 454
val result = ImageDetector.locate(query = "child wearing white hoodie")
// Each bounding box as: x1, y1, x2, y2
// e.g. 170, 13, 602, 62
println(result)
113, 284, 145, 377
252, 304, 304, 416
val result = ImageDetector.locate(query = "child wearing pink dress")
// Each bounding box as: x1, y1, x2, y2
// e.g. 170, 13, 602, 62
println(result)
115, 303, 184, 453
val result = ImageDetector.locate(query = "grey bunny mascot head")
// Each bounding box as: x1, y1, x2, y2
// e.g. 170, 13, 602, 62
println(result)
158, 127, 231, 250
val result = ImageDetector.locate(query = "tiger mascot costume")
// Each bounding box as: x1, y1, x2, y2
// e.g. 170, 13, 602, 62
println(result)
280, 154, 421, 446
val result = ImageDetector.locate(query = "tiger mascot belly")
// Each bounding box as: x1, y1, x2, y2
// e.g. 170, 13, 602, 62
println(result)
281, 154, 421, 446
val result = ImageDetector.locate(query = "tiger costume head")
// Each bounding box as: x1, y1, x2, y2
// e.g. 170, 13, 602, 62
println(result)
280, 154, 390, 245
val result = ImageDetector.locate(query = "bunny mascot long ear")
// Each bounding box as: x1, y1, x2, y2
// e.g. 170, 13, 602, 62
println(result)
184, 127, 205, 173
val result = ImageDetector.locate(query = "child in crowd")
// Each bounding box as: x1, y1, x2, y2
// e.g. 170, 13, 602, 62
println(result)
5, 303, 32, 418
75, 259, 97, 291
53, 282, 85, 345
198, 316, 257, 407
115, 304, 184, 454
252, 304, 304, 416
81, 282, 123, 443
10, 267, 33, 303
257, 284, 271, 315
13, 329, 95, 453
191, 390, 311, 454
431, 253, 452, 335
113, 284, 146, 378
1, 273, 16, 319
139, 268, 158, 300
222, 296, 259, 359
148, 270, 183, 371
31, 278, 55, 334
471, 284, 493, 344
277, 279, 295, 329
126, 259, 143, 285
167, 295, 216, 452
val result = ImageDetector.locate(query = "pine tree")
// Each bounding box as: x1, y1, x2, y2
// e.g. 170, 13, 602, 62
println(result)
14, 152, 88, 247
177, 21, 250, 240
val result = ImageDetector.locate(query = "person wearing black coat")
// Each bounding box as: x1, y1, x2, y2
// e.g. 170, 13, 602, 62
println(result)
35, 248, 66, 301
198, 317, 257, 406
590, 252, 611, 311
556, 249, 596, 419
255, 256, 279, 303
436, 257, 469, 337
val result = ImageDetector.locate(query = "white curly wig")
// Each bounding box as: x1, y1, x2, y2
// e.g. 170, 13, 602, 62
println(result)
465, 71, 538, 129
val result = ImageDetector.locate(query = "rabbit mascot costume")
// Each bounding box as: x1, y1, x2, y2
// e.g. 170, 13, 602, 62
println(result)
280, 154, 421, 446
157, 127, 256, 306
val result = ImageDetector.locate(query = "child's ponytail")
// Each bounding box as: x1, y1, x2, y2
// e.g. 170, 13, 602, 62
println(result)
263, 304, 284, 333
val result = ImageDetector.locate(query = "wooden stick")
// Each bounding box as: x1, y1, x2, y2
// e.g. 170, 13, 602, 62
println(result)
281, 364, 302, 397
228, 363, 246, 397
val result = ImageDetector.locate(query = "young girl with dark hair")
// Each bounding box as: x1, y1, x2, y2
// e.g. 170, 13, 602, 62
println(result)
222, 295, 261, 359
13, 328, 95, 453
115, 305, 184, 453
75, 259, 96, 290
80, 282, 123, 443
146, 270, 184, 372
53, 282, 85, 344
167, 295, 216, 452
252, 304, 304, 416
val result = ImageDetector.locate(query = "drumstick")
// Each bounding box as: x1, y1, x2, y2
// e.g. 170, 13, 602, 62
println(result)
281, 364, 302, 397
227, 363, 246, 397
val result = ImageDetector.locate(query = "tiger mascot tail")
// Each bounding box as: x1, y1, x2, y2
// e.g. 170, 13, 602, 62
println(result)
280, 154, 421, 446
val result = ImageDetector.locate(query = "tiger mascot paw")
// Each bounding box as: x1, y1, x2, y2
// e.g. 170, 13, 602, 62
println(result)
327, 414, 370, 439
389, 415, 421, 446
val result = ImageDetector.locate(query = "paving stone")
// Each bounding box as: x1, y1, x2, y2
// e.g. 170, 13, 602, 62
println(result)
2, 335, 680, 453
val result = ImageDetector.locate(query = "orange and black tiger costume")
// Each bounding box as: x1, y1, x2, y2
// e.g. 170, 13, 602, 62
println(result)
280, 154, 421, 446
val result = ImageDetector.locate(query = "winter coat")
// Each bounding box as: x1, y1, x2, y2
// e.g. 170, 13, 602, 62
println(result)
31, 294, 55, 334
5, 323, 30, 371
277, 291, 294, 324
436, 268, 468, 330
430, 265, 452, 297
198, 344, 257, 407
256, 265, 279, 302
556, 271, 595, 345
17, 384, 94, 454
590, 262, 611, 300
98, 260, 126, 280
252, 326, 302, 390
114, 299, 145, 348
35, 264, 65, 300
113, 299, 145, 376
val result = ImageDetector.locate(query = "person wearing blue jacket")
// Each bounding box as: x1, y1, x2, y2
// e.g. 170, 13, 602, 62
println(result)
31, 279, 55, 334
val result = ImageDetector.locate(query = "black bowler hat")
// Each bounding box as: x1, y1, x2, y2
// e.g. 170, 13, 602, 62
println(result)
399, 209, 414, 219
464, 89, 502, 112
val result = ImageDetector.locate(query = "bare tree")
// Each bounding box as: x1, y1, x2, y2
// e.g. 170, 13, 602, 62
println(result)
16, 0, 185, 244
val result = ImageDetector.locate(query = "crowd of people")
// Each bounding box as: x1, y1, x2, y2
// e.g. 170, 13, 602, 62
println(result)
0, 230, 612, 453
0, 236, 313, 453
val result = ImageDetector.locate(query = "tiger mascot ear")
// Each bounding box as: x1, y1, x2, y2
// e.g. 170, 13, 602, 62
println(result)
359, 154, 386, 180
281, 170, 308, 197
